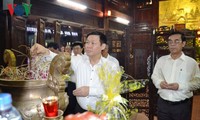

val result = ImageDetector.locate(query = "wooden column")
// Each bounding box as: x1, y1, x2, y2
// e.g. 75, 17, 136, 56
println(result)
54, 21, 61, 46
37, 18, 45, 46
191, 95, 200, 120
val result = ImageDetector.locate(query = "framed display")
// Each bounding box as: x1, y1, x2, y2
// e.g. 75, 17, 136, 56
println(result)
112, 40, 121, 53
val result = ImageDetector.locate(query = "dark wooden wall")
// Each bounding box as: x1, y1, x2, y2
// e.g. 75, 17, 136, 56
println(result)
124, 0, 159, 119
124, 0, 159, 78
133, 0, 159, 27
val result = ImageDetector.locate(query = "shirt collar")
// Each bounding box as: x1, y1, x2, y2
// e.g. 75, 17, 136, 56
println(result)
167, 52, 186, 61
179, 52, 186, 61
83, 55, 106, 66
107, 54, 111, 58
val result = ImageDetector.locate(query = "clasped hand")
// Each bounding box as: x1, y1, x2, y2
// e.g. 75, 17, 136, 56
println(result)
160, 81, 179, 90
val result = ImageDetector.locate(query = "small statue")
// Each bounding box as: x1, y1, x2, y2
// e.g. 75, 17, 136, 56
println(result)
47, 52, 71, 110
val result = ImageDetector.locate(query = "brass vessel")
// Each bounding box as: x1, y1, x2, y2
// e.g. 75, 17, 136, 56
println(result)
0, 49, 70, 119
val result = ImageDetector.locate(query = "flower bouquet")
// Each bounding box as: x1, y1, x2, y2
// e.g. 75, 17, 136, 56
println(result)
95, 63, 148, 120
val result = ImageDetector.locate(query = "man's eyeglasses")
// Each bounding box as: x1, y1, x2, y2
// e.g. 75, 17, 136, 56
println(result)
167, 39, 182, 45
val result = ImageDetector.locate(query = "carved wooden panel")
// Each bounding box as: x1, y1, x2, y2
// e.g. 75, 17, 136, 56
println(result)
124, 24, 153, 119
125, 26, 152, 79
11, 16, 27, 66
11, 16, 26, 48
129, 86, 150, 116
37, 18, 45, 46
134, 49, 148, 78
54, 21, 61, 46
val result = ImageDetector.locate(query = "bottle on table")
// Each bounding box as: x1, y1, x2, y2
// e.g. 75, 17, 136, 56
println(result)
0, 93, 22, 120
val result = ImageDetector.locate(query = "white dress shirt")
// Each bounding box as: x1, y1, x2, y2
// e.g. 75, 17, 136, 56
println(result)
151, 53, 200, 102
71, 55, 119, 110
49, 51, 120, 110
106, 54, 119, 66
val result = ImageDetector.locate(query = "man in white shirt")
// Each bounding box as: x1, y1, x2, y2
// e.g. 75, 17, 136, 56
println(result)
71, 41, 83, 56
101, 44, 119, 66
30, 31, 120, 113
151, 31, 200, 120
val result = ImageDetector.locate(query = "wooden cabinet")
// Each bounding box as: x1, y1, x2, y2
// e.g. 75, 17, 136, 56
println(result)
129, 86, 150, 116
106, 31, 125, 66
180, 29, 196, 58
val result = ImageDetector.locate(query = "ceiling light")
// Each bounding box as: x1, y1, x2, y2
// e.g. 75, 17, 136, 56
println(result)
107, 10, 111, 17
115, 17, 130, 25
57, 0, 87, 10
